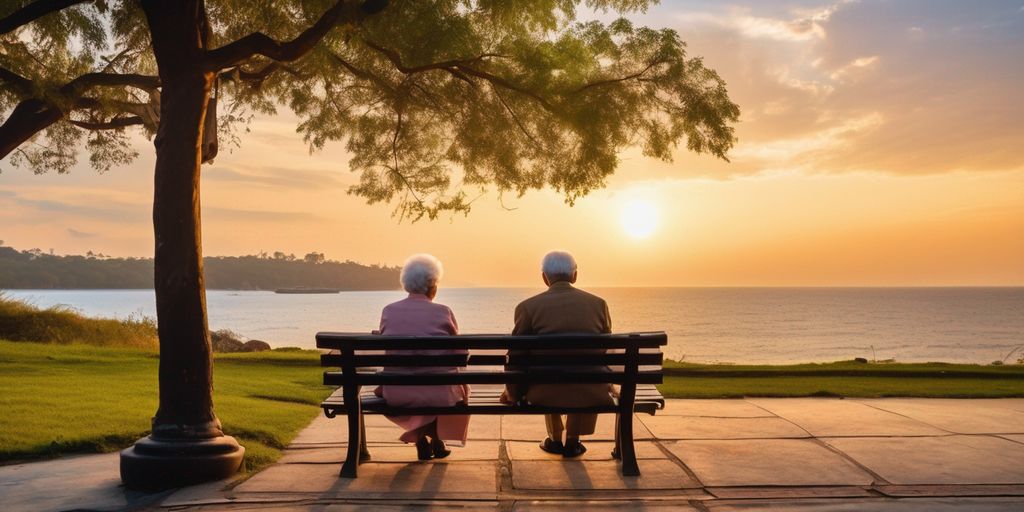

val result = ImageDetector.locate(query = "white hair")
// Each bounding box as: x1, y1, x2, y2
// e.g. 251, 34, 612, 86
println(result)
541, 251, 577, 280
400, 253, 444, 294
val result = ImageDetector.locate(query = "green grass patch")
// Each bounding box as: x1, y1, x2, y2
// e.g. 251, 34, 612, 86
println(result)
0, 292, 157, 349
660, 360, 1024, 398
0, 340, 332, 472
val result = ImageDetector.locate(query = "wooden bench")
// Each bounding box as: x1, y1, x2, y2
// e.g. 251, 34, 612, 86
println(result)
317, 331, 667, 478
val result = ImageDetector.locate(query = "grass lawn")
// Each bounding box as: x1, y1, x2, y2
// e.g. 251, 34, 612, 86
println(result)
660, 360, 1024, 398
3, 340, 1023, 471
0, 340, 332, 471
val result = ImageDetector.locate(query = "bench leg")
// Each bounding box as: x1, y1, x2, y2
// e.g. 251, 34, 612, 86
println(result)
340, 386, 362, 478
617, 410, 640, 476
612, 413, 621, 460
360, 420, 370, 460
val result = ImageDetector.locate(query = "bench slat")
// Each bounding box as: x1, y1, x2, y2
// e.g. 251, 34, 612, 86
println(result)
321, 353, 470, 367
323, 370, 664, 386
316, 332, 668, 350
321, 352, 664, 368
320, 385, 665, 416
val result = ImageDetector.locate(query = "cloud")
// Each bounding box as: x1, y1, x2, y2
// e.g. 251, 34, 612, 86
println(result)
653, 0, 1024, 178
0, 191, 147, 223
67, 228, 98, 238
204, 206, 323, 223
675, 1, 854, 42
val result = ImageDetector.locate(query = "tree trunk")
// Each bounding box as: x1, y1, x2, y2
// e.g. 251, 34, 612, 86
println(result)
143, 0, 219, 438
120, 0, 242, 490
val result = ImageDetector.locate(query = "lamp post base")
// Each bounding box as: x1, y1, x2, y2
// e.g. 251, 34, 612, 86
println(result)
120, 435, 244, 490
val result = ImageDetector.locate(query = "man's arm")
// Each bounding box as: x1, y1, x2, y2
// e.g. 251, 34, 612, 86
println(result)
600, 299, 612, 334
503, 302, 532, 403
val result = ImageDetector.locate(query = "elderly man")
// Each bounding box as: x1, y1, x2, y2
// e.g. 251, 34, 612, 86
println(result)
500, 251, 614, 457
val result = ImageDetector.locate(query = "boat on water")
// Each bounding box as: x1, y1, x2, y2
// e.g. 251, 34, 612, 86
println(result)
274, 288, 341, 294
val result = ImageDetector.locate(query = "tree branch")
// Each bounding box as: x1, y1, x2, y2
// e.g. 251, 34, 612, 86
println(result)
0, 0, 89, 36
204, 0, 386, 71
362, 39, 502, 74
0, 64, 34, 95
328, 52, 395, 93
360, 39, 555, 111
62, 72, 161, 93
573, 59, 667, 93
69, 116, 145, 130
0, 98, 63, 159
219, 61, 303, 87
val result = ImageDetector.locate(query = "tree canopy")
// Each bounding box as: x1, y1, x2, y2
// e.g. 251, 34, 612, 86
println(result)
1, 0, 739, 219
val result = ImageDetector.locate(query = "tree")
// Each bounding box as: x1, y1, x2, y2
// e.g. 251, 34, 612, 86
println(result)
304, 251, 325, 264
0, 0, 739, 488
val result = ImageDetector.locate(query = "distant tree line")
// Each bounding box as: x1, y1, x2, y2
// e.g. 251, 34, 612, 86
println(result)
0, 244, 399, 290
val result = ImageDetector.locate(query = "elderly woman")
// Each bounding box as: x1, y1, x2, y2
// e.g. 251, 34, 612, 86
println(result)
375, 253, 470, 460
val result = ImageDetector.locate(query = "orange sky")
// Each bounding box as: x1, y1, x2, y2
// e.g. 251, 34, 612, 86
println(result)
2, 1, 1023, 287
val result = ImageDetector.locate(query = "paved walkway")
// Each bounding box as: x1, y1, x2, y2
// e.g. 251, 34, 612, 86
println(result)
4, 398, 1024, 510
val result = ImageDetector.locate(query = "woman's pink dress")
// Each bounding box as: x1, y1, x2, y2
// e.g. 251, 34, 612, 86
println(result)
377, 294, 471, 445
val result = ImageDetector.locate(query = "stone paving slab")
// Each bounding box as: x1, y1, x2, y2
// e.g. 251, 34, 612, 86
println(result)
500, 414, 653, 441
874, 484, 1024, 498
1000, 434, 1024, 445
0, 453, 173, 512
747, 398, 948, 437
665, 439, 875, 487
640, 416, 810, 440
512, 500, 698, 510
707, 498, 1024, 511
170, 500, 501, 511
823, 435, 1024, 485
290, 412, 503, 446
289, 415, 406, 446
234, 460, 498, 497
660, 399, 775, 417
707, 487, 875, 500
506, 440, 666, 461
278, 440, 501, 464
510, 459, 700, 490
854, 399, 1024, 435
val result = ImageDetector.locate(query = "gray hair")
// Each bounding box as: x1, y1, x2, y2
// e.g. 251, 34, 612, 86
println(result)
541, 251, 577, 281
400, 253, 444, 294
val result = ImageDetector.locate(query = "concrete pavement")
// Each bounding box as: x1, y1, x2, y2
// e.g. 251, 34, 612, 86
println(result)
3, 398, 1024, 511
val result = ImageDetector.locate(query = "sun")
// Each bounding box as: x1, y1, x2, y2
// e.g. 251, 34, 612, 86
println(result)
620, 200, 659, 239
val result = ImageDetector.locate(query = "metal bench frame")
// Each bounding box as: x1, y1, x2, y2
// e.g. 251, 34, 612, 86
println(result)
317, 331, 667, 478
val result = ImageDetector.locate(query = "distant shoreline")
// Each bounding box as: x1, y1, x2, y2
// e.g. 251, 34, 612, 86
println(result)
3, 285, 1023, 290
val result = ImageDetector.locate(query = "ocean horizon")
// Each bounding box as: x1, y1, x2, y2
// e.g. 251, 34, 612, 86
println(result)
6, 287, 1022, 365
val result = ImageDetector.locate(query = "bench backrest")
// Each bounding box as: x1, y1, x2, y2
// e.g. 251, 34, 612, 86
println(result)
317, 332, 667, 387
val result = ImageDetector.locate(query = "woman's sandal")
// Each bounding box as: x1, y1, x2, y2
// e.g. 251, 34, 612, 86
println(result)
415, 437, 433, 460
563, 440, 587, 458
431, 438, 452, 459
539, 438, 564, 455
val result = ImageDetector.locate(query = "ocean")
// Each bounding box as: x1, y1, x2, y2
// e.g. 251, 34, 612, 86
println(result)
5, 287, 1022, 364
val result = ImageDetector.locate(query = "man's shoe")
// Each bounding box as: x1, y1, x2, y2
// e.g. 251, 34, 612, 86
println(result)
539, 438, 564, 455
563, 440, 587, 458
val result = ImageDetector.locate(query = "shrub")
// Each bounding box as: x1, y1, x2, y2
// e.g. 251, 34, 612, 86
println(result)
0, 292, 157, 349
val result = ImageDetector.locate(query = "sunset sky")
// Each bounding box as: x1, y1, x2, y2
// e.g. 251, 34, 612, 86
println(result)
1, 0, 1022, 287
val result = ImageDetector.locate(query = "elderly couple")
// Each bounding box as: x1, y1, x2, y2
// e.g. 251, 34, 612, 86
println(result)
375, 250, 613, 460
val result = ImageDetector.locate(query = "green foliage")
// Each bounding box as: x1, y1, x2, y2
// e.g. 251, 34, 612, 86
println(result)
2, 0, 740, 219
0, 244, 399, 289
0, 290, 157, 348
0, 340, 330, 472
